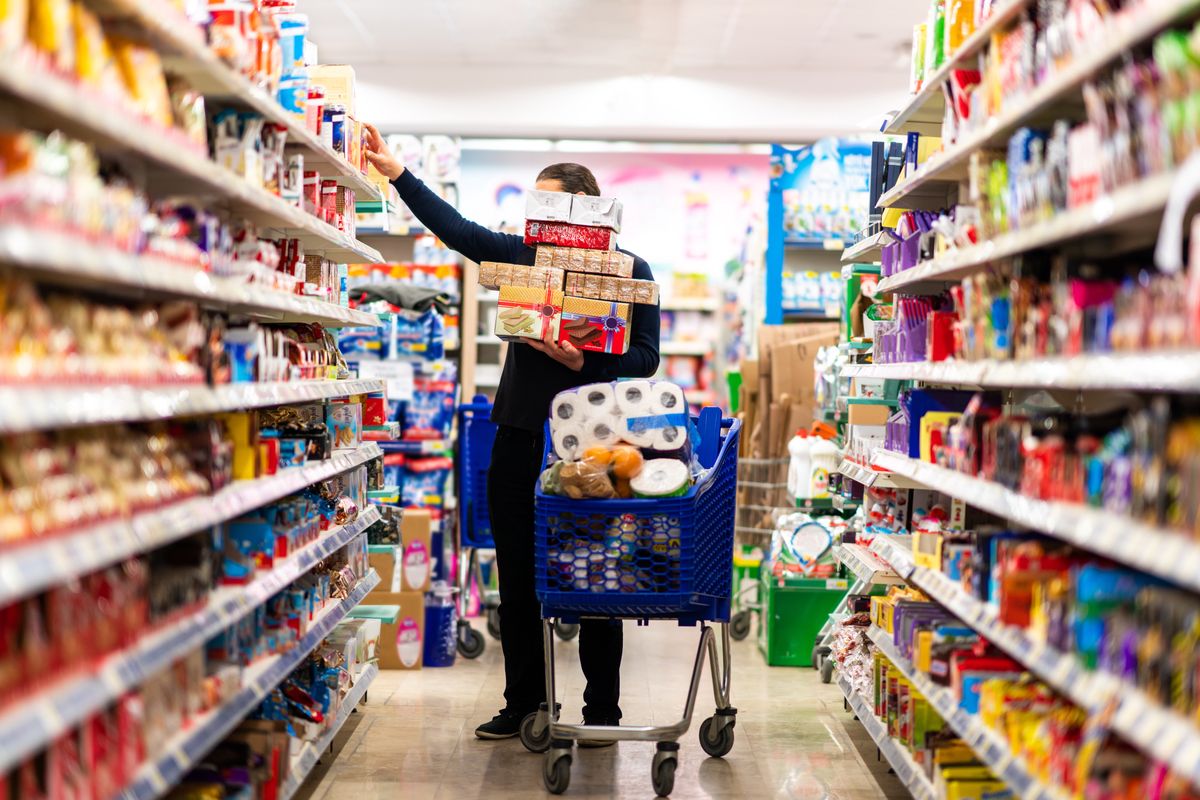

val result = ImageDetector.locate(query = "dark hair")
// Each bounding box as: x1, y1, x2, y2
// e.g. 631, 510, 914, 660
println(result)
536, 162, 601, 196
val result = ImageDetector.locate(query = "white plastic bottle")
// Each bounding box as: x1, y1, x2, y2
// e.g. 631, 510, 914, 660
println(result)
787, 431, 813, 500
808, 436, 840, 499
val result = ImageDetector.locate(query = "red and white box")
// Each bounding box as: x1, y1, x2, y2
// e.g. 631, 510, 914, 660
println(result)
524, 220, 616, 250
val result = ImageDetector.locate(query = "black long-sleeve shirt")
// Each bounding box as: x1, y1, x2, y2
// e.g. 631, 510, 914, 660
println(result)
392, 170, 661, 431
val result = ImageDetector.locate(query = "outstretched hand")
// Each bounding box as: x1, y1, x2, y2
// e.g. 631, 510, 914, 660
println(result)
363, 122, 404, 180
527, 331, 584, 372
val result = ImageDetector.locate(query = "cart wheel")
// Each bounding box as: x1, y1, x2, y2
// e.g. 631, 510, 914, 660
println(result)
554, 621, 580, 641
487, 607, 502, 640
698, 717, 735, 758
543, 752, 572, 795
457, 625, 485, 659
729, 611, 752, 641
811, 644, 830, 670
820, 658, 835, 684
651, 745, 678, 797
520, 712, 551, 753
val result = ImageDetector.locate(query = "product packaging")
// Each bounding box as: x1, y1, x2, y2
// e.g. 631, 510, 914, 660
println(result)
524, 189, 573, 222
558, 297, 631, 354
524, 220, 616, 250
495, 285, 564, 341
569, 195, 623, 232
565, 272, 659, 305
534, 246, 635, 277
363, 592, 424, 670
327, 401, 362, 450
477, 261, 564, 291
306, 64, 357, 117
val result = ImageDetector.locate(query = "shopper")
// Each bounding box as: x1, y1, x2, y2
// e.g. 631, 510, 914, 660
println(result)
364, 125, 661, 743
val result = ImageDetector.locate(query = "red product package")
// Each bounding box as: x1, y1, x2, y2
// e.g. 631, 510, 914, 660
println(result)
523, 220, 616, 250
320, 179, 339, 226
362, 393, 387, 427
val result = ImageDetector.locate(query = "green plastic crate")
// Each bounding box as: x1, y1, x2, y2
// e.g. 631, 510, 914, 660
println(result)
757, 570, 848, 667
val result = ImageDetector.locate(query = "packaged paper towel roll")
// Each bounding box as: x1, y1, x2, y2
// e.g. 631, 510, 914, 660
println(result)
553, 424, 587, 461
630, 459, 691, 498
649, 382, 686, 415
551, 391, 585, 427
578, 382, 618, 416
647, 422, 687, 452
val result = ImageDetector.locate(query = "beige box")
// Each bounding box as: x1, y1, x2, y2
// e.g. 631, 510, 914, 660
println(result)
308, 64, 357, 117
400, 509, 433, 593
365, 592, 425, 670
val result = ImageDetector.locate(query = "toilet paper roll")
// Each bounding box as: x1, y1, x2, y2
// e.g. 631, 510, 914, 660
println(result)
647, 422, 687, 453
584, 415, 621, 448
550, 391, 586, 429
615, 380, 653, 416
630, 458, 691, 498
552, 424, 588, 461
648, 382, 686, 415
577, 382, 618, 416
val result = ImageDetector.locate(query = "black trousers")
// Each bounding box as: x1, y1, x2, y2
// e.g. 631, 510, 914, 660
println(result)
486, 424, 623, 721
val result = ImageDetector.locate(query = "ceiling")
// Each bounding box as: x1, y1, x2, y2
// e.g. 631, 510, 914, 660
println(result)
301, 0, 930, 142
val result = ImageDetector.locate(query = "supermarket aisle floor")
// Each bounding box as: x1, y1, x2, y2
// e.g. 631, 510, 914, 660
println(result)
297, 623, 908, 800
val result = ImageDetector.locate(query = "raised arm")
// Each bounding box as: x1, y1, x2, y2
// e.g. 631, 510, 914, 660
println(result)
364, 123, 521, 265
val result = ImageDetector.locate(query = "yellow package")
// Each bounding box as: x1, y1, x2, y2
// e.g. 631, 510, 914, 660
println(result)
28, 0, 72, 73
0, 0, 28, 53
72, 3, 120, 93
111, 36, 173, 128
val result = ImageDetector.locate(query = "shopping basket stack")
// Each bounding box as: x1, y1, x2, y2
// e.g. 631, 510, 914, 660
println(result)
524, 405, 741, 797
453, 395, 497, 658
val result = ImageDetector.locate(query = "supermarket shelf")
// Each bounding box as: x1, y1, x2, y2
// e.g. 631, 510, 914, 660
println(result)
0, 227, 381, 326
835, 673, 936, 800
870, 449, 1200, 594
867, 626, 1068, 800
838, 350, 1200, 392
0, 378, 386, 434
883, 0, 1030, 135
378, 438, 453, 455
831, 543, 905, 586
0, 511, 379, 775
837, 459, 924, 490
98, 0, 381, 202
0, 443, 384, 606
896, 555, 1200, 789
661, 297, 720, 312
840, 231, 892, 263
0, 63, 383, 264
280, 663, 379, 800
876, 171, 1179, 294
879, 0, 1200, 210
121, 570, 380, 800
661, 341, 712, 356
867, 535, 916, 580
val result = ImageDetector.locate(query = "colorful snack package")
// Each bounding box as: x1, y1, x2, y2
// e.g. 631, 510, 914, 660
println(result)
558, 297, 631, 354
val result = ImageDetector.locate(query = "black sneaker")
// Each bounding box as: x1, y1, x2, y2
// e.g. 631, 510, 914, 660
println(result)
474, 711, 523, 740
578, 717, 618, 748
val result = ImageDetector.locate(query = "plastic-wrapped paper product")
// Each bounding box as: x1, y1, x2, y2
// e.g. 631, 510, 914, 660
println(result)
577, 382, 618, 416
552, 423, 587, 461
630, 459, 690, 498
551, 390, 588, 427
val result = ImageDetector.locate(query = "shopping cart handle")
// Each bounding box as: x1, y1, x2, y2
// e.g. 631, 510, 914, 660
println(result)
696, 406, 721, 469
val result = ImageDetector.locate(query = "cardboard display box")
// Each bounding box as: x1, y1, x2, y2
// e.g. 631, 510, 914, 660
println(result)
400, 509, 433, 593
364, 591, 425, 670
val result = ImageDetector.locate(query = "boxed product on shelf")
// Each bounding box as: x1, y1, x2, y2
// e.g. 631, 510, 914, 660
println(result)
558, 297, 631, 354
564, 272, 659, 305
523, 220, 616, 250
399, 509, 433, 592
328, 400, 364, 450
534, 245, 635, 277
308, 64, 358, 118
477, 261, 564, 291
495, 285, 564, 341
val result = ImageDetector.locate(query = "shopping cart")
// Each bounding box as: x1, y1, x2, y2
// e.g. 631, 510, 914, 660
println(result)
455, 396, 578, 658
521, 407, 740, 797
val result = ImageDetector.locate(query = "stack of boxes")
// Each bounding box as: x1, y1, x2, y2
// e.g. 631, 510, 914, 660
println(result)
479, 190, 660, 355
364, 508, 434, 670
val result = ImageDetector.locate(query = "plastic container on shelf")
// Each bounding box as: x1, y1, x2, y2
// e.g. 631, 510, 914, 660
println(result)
808, 436, 839, 500
423, 581, 458, 667
787, 430, 814, 500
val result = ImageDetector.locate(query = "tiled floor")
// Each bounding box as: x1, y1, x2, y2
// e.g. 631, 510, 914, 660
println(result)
296, 622, 909, 799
